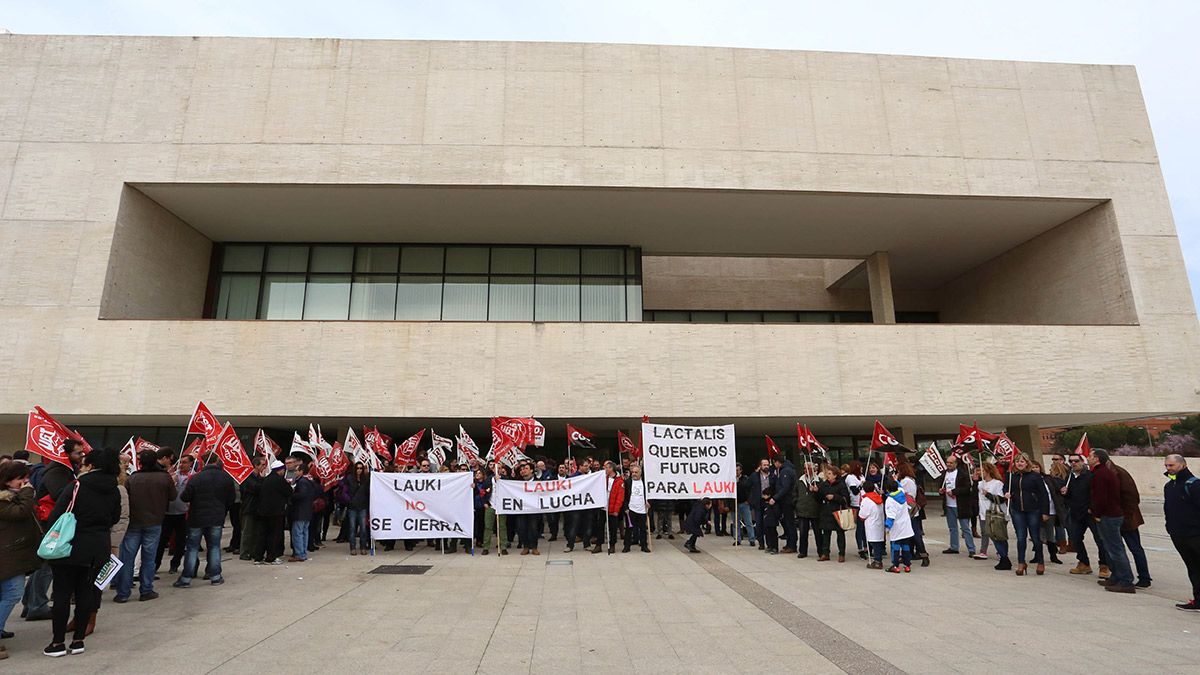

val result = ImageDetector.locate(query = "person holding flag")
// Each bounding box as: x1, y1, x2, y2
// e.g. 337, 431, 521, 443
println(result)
154, 453, 193, 578
173, 452, 237, 589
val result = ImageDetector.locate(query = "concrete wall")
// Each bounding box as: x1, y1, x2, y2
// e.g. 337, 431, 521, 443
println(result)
0, 35, 1197, 431
99, 186, 213, 319
938, 203, 1137, 324
1111, 456, 1171, 497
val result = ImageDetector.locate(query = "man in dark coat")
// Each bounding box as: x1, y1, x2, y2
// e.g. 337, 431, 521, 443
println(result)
238, 456, 267, 561
684, 498, 711, 553
1090, 450, 1135, 593
254, 459, 293, 564
1062, 454, 1108, 576
287, 457, 318, 563
772, 457, 798, 553
114, 450, 177, 602
173, 455, 236, 588
1113, 461, 1151, 588
1164, 454, 1200, 611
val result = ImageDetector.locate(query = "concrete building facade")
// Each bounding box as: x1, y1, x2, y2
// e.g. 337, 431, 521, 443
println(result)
1, 34, 1197, 461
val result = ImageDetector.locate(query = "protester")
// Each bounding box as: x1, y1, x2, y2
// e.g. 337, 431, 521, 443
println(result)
794, 462, 820, 558
845, 461, 866, 560
1033, 460, 1065, 565
974, 462, 1006, 562
883, 477, 914, 573
684, 498, 711, 553
342, 463, 370, 555
44, 447, 121, 658
1163, 454, 1200, 611
1090, 450, 1136, 594
114, 450, 176, 602
155, 453, 192, 576
1112, 459, 1151, 588
513, 462, 541, 556
601, 461, 625, 555
939, 455, 977, 557
174, 453, 236, 587
239, 456, 267, 561
481, 466, 508, 556
1007, 453, 1049, 577
23, 439, 83, 623
623, 463, 650, 553
253, 459, 291, 565
0, 462, 40, 658
285, 457, 318, 563
771, 455, 798, 554
816, 465, 850, 562
753, 459, 771, 549
733, 464, 756, 545
858, 481, 885, 569
895, 460, 929, 567
1062, 453, 1107, 576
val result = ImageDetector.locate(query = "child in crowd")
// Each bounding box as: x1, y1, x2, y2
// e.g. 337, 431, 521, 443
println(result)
858, 483, 886, 569
884, 477, 915, 573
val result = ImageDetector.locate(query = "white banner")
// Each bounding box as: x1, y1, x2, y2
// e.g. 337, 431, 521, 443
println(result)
369, 472, 474, 540
919, 443, 946, 479
494, 471, 608, 514
642, 423, 737, 500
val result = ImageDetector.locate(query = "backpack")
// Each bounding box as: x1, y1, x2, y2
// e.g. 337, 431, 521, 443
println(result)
37, 482, 80, 560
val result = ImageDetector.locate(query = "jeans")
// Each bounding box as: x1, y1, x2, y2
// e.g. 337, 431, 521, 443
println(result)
21, 563, 52, 616
867, 540, 885, 563
944, 505, 975, 553
291, 519, 311, 560
778, 504, 797, 550
1011, 510, 1043, 564
116, 525, 162, 598
994, 537, 1010, 560
736, 503, 756, 543
854, 510, 867, 552
1121, 529, 1151, 584
890, 537, 912, 567
346, 509, 369, 549
0, 574, 24, 632
181, 525, 223, 583
1098, 516, 1132, 586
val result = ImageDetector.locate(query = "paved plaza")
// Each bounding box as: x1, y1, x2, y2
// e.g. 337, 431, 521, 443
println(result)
5, 503, 1198, 674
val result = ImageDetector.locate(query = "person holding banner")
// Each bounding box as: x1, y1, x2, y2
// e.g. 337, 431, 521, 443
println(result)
623, 463, 650, 553
939, 455, 978, 557
603, 461, 626, 555
515, 462, 541, 556
794, 463, 821, 559
481, 466, 508, 556
43, 447, 121, 658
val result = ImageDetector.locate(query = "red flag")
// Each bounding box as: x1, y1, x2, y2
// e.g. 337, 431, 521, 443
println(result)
489, 418, 527, 467
254, 429, 283, 459
1073, 433, 1092, 458
797, 424, 827, 454
311, 443, 339, 490
329, 441, 349, 478
567, 424, 596, 449
364, 426, 392, 463
883, 452, 898, 473
181, 437, 205, 468
187, 401, 222, 449
955, 423, 999, 453
25, 408, 74, 469
31, 406, 94, 456
119, 437, 139, 473
869, 420, 901, 451
994, 433, 1020, 464
212, 423, 255, 484
617, 430, 641, 459
394, 429, 425, 469
765, 435, 782, 460
135, 437, 162, 455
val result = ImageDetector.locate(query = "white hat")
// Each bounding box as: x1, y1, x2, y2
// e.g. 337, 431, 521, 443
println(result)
270, 459, 285, 471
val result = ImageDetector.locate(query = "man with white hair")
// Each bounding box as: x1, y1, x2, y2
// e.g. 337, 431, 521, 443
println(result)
1164, 454, 1200, 611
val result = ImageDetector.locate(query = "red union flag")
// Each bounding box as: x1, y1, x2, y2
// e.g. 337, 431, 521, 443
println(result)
254, 429, 283, 459
181, 437, 204, 469
566, 424, 595, 449
1073, 433, 1092, 458
883, 452, 898, 473
25, 408, 74, 469
344, 427, 377, 470
213, 423, 254, 484
994, 433, 1020, 464
364, 426, 392, 463
187, 401, 221, 448
329, 441, 349, 478
394, 429, 425, 469
490, 417, 529, 466
870, 420, 900, 451
955, 423, 999, 453
797, 424, 828, 454
765, 435, 782, 460
311, 445, 338, 491
617, 430, 640, 459
456, 426, 480, 466
135, 437, 161, 455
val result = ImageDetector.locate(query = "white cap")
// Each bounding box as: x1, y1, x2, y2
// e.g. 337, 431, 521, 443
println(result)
270, 459, 285, 471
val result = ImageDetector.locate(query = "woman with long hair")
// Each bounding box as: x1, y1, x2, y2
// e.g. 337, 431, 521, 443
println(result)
344, 462, 370, 555
1037, 460, 1067, 565
0, 462, 41, 660
845, 461, 866, 560
975, 461, 1010, 569
44, 447, 121, 658
1005, 453, 1050, 576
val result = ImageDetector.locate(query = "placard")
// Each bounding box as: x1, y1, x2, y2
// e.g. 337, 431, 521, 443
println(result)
494, 471, 608, 514
641, 422, 736, 500
369, 471, 474, 541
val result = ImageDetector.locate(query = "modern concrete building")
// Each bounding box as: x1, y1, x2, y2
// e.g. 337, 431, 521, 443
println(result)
1, 34, 1197, 464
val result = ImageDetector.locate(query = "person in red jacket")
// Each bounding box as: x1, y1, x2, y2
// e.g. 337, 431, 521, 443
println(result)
1089, 450, 1136, 594
600, 461, 625, 555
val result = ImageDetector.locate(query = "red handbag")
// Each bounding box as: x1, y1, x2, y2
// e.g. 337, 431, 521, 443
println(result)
34, 494, 55, 521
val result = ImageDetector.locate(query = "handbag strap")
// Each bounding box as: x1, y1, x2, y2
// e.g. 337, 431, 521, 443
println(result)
65, 481, 81, 514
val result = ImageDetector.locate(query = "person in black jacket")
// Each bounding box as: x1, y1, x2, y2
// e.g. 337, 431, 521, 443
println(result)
238, 456, 267, 561
1164, 454, 1200, 611
344, 463, 371, 555
816, 466, 851, 562
1005, 453, 1050, 576
43, 447, 120, 658
772, 457, 798, 553
287, 458, 319, 563
173, 455, 236, 588
1062, 456, 1106, 575
254, 459, 292, 565
684, 498, 711, 553
23, 441, 83, 624
734, 464, 757, 545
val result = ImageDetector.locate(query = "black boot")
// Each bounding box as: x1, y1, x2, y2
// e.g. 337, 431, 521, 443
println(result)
920, 553, 930, 567
995, 557, 1012, 571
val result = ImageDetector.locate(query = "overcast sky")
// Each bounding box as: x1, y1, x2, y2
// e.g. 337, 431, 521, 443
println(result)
3, 0, 1197, 314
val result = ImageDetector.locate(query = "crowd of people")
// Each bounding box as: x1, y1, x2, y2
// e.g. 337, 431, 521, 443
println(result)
1, 441, 1199, 661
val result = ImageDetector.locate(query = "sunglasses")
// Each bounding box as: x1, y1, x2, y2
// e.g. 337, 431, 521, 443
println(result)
1069, 458, 1083, 463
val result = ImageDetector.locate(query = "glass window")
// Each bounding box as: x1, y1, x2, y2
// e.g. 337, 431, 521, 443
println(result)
582, 248, 624, 276
836, 312, 872, 323
395, 275, 442, 320
536, 248, 579, 275
625, 284, 641, 321
489, 277, 533, 320
490, 247, 534, 275
266, 245, 309, 273
445, 247, 489, 274
581, 279, 624, 321
355, 246, 399, 273
626, 248, 640, 276
215, 275, 260, 319
303, 275, 351, 319
796, 312, 834, 323
349, 276, 397, 320
763, 311, 798, 323
535, 276, 580, 321
401, 246, 444, 274
261, 274, 306, 319
222, 245, 264, 272
650, 310, 688, 322
727, 311, 762, 323
310, 246, 353, 273
442, 276, 488, 320
690, 311, 725, 323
